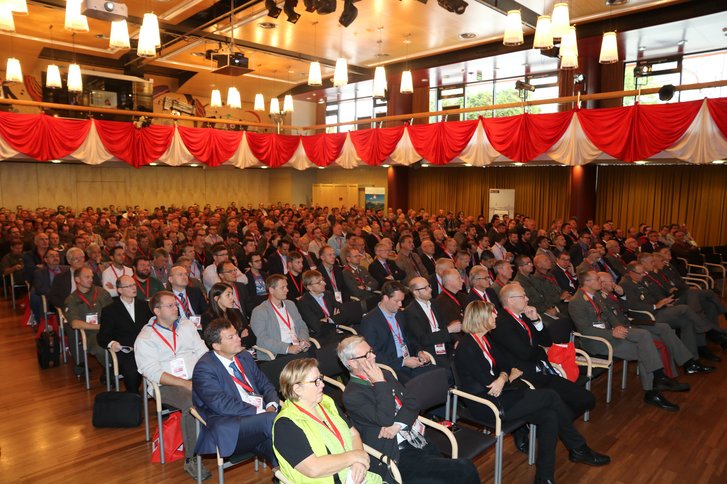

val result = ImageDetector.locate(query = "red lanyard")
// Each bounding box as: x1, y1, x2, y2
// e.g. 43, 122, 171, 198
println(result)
474, 288, 491, 303
289, 274, 303, 295
232, 285, 242, 309
77, 288, 98, 309
645, 273, 665, 289
442, 289, 461, 308
345, 265, 365, 286
175, 292, 192, 316
426, 306, 439, 331
152, 318, 177, 355
270, 300, 293, 331
134, 276, 150, 298
293, 403, 345, 449
195, 251, 206, 265
383, 313, 405, 347
473, 334, 496, 368
380, 259, 392, 275
316, 296, 330, 318
326, 268, 338, 291
231, 356, 254, 394
110, 265, 122, 279
505, 309, 532, 344
495, 279, 505, 288
583, 292, 601, 319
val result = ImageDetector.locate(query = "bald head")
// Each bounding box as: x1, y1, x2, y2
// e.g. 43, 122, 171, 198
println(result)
442, 268, 463, 293
408, 276, 432, 302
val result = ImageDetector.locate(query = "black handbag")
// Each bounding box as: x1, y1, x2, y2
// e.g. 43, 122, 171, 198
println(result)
92, 391, 143, 428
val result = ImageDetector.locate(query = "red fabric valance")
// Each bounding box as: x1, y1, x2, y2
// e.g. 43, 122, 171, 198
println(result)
349, 126, 405, 166
484, 111, 572, 162
245, 132, 300, 168
177, 127, 242, 167
707, 98, 727, 140
408, 120, 479, 165
94, 120, 174, 167
0, 112, 90, 161
577, 101, 701, 162
301, 132, 347, 167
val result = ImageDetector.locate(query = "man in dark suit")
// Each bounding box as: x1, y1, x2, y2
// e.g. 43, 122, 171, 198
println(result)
266, 238, 290, 276
553, 252, 578, 295
49, 247, 98, 310
418, 240, 437, 276
435, 268, 468, 327
339, 336, 480, 484
168, 265, 208, 328
192, 319, 279, 467
568, 232, 592, 268
490, 283, 595, 419
30, 249, 67, 320
640, 231, 666, 253
284, 252, 305, 300
318, 245, 350, 302
98, 275, 153, 393
368, 243, 406, 288
466, 265, 500, 309
243, 253, 269, 313
360, 281, 434, 383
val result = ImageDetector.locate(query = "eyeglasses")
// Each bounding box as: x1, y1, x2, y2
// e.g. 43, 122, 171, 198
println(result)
117, 284, 135, 289
413, 284, 431, 291
220, 269, 237, 274
310, 280, 325, 285
509, 294, 527, 299
157, 303, 178, 309
299, 376, 324, 387
350, 350, 374, 360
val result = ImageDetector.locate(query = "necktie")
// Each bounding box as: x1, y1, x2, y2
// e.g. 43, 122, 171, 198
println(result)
229, 361, 245, 381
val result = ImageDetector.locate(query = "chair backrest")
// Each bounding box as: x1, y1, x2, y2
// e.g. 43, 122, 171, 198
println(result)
322, 376, 346, 410
404, 367, 449, 413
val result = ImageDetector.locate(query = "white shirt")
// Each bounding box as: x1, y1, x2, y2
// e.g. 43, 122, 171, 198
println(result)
416, 299, 440, 332
121, 297, 136, 322
202, 263, 248, 293
101, 264, 133, 297
272, 302, 297, 345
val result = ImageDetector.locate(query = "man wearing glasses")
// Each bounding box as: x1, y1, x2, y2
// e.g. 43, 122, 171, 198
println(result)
135, 291, 210, 480
338, 336, 480, 484
98, 275, 153, 393
203, 242, 247, 293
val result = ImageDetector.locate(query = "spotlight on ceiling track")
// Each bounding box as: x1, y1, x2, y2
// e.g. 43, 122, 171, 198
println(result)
437, 0, 468, 15
339, 0, 358, 27
605, 0, 628, 5
283, 0, 301, 23
303, 0, 316, 12
515, 80, 535, 92
265, 0, 282, 18
315, 0, 337, 14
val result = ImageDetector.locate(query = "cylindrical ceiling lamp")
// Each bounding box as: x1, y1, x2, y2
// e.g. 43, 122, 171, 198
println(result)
333, 58, 348, 87
137, 13, 161, 57
551, 2, 570, 39
109, 19, 130, 49
283, 94, 294, 113
308, 61, 322, 86
7, 0, 27, 15
46, 64, 62, 88
533, 15, 553, 49
560, 52, 578, 69
0, 7, 15, 32
254, 93, 265, 112
373, 66, 387, 98
227, 87, 241, 109
269, 97, 280, 114
5, 57, 22, 82
503, 10, 524, 46
64, 0, 89, 32
599, 31, 619, 64
400, 70, 413, 94
210, 89, 222, 108
67, 63, 83, 92
559, 25, 578, 58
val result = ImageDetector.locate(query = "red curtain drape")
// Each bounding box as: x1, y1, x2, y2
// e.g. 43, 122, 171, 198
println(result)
407, 120, 479, 165
177, 127, 242, 167
0, 112, 90, 161
301, 132, 347, 167
245, 132, 300, 168
484, 111, 572, 162
707, 98, 727, 139
578, 101, 701, 161
94, 120, 174, 167
349, 126, 405, 166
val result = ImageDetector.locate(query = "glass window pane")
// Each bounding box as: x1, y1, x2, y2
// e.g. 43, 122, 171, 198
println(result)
464, 82, 493, 120
494, 79, 525, 117
681, 51, 727, 100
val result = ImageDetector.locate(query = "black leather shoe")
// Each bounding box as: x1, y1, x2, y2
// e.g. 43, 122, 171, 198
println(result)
699, 347, 721, 362
684, 360, 715, 374
644, 391, 680, 411
534, 476, 555, 484
654, 376, 690, 392
568, 446, 611, 466
513, 425, 529, 454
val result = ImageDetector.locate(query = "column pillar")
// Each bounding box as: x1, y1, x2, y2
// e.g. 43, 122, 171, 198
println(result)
569, 165, 597, 225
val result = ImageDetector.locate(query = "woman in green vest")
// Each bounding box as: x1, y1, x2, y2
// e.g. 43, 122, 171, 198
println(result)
273, 358, 383, 484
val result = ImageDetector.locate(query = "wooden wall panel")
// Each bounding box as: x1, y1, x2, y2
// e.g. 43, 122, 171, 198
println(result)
0, 163, 40, 209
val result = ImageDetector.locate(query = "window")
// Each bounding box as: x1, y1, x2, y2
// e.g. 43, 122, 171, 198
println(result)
324, 80, 387, 133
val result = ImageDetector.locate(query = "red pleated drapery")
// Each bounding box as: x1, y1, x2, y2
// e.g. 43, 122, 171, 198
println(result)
177, 127, 243, 167
483, 111, 573, 162
245, 132, 301, 168
577, 101, 702, 162
407, 120, 479, 165
349, 125, 405, 166
0, 112, 90, 161
94, 120, 174, 167
301, 132, 347, 167
706, 98, 727, 140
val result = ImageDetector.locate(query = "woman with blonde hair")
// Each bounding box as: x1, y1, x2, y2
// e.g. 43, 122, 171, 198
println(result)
454, 300, 609, 484
273, 358, 382, 484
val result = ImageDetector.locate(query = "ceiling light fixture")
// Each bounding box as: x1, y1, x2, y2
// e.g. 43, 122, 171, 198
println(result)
65, 0, 89, 32
109, 19, 130, 49
5, 57, 22, 83
437, 0, 468, 15
533, 15, 553, 49
210, 88, 222, 108
339, 0, 358, 27
283, 0, 300, 23
599, 31, 618, 63
333, 26, 347, 87
0, 5, 15, 32
265, 0, 281, 18
227, 86, 241, 109
137, 13, 161, 57
503, 10, 524, 46
4, 0, 27, 15
400, 34, 413, 94
46, 25, 62, 89
551, 2, 570, 39
269, 96, 280, 115
254, 93, 265, 111
283, 94, 294, 113
315, 0, 337, 14
559, 25, 578, 69
308, 21, 322, 86
373, 27, 387, 98
67, 32, 83, 92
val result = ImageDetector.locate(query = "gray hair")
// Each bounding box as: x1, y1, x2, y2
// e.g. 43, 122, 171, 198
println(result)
337, 335, 366, 370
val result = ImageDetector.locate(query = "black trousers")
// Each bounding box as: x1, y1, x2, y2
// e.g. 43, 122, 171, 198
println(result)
527, 372, 596, 419
117, 351, 141, 393
232, 411, 277, 466
396, 441, 480, 484
504, 388, 587, 480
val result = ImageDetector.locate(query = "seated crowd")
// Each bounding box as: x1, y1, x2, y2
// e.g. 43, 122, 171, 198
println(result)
2, 203, 726, 483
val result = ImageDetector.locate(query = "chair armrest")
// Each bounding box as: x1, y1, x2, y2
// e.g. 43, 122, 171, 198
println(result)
274, 470, 294, 484
418, 415, 458, 458
253, 345, 276, 360
350, 296, 361, 302
78, 328, 88, 351
41, 295, 49, 316
364, 444, 403, 484
449, 388, 502, 436
108, 349, 119, 378
377, 363, 398, 380
149, 380, 164, 413
421, 350, 436, 365
309, 337, 322, 350
704, 263, 725, 277
574, 349, 593, 378
190, 406, 208, 427
323, 375, 346, 392
336, 324, 357, 335
573, 332, 613, 362
683, 276, 707, 289
627, 309, 655, 321
519, 378, 535, 389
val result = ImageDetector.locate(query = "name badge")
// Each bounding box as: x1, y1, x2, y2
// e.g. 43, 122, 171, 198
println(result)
434, 343, 446, 355
412, 418, 426, 436
86, 313, 99, 325
593, 322, 607, 329
334, 291, 343, 304
189, 315, 202, 330
170, 357, 189, 379
402, 344, 410, 359
241, 393, 264, 414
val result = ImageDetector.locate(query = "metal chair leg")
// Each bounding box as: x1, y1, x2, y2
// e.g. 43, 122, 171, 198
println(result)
528, 425, 537, 465
104, 351, 111, 392
494, 433, 503, 484
622, 360, 629, 390
606, 365, 613, 403
144, 379, 150, 441
158, 407, 165, 464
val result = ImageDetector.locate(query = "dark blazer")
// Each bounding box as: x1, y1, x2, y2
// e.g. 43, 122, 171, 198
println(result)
295, 291, 340, 343
98, 297, 153, 348
32, 265, 69, 297
285, 272, 305, 300
343, 372, 419, 465
192, 351, 279, 457
428, 272, 442, 298
243, 270, 269, 313
266, 251, 287, 275
402, 299, 452, 357
490, 309, 553, 380
640, 241, 666, 254
360, 306, 412, 372
368, 258, 406, 287
420, 252, 437, 276
170, 285, 208, 316
553, 265, 578, 295
319, 264, 350, 302
569, 243, 589, 268
49, 268, 100, 310
364, 232, 383, 256
466, 287, 501, 310
435, 289, 468, 324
